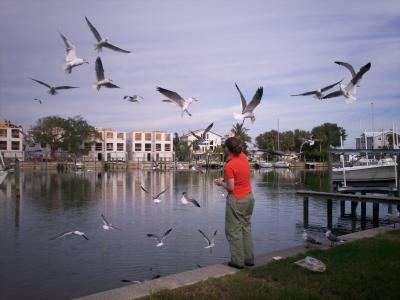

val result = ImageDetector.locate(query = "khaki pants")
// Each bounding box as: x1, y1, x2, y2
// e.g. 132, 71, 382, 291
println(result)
225, 193, 254, 267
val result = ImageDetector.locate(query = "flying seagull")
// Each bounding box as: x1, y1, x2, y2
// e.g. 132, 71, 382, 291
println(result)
190, 122, 214, 144
291, 80, 342, 100
124, 95, 143, 102
50, 230, 89, 240
298, 135, 320, 153
85, 16, 131, 53
325, 230, 345, 247
59, 31, 89, 73
101, 214, 121, 230
34, 98, 42, 104
30, 78, 78, 95
198, 229, 217, 250
157, 87, 198, 117
181, 192, 201, 207
233, 83, 263, 124
147, 228, 173, 247
302, 230, 321, 248
322, 62, 371, 103
94, 57, 120, 91
140, 184, 168, 203
334, 61, 362, 87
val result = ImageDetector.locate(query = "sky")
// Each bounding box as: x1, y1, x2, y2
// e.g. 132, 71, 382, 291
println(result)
0, 0, 399, 147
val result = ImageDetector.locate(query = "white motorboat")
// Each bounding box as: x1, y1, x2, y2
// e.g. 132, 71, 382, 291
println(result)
332, 157, 396, 182
259, 161, 273, 168
274, 161, 290, 168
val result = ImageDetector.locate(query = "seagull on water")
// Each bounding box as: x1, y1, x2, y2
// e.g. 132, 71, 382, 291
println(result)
157, 87, 198, 117
387, 210, 400, 228
291, 79, 342, 100
59, 31, 89, 73
181, 192, 201, 207
124, 95, 143, 103
94, 57, 120, 91
140, 184, 168, 203
34, 98, 42, 104
322, 62, 371, 103
85, 16, 131, 53
198, 229, 217, 250
325, 230, 345, 247
302, 230, 321, 248
30, 78, 78, 95
51, 230, 89, 240
191, 165, 205, 174
101, 214, 121, 230
147, 228, 173, 247
233, 83, 263, 124
190, 122, 214, 144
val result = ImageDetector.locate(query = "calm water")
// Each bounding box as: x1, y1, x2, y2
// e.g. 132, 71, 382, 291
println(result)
0, 169, 395, 300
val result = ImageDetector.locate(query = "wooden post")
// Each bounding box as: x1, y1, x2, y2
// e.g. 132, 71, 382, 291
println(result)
351, 201, 357, 217
372, 202, 379, 228
361, 202, 367, 230
303, 196, 309, 228
327, 199, 333, 229
340, 200, 345, 216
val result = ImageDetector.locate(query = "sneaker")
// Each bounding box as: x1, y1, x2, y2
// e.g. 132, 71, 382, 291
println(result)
228, 262, 244, 269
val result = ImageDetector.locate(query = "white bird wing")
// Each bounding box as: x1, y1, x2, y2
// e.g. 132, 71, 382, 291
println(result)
101, 214, 110, 226
351, 62, 371, 87
147, 233, 161, 243
190, 131, 202, 140
335, 61, 356, 78
202, 122, 214, 138
54, 85, 79, 90
322, 90, 343, 99
51, 231, 73, 240
140, 184, 150, 194
85, 16, 102, 42
59, 32, 77, 61
198, 229, 211, 245
189, 197, 201, 207
103, 42, 131, 53
291, 90, 319, 96
235, 83, 247, 113
103, 82, 120, 89
161, 228, 173, 241
95, 57, 105, 81
157, 87, 185, 107
320, 79, 343, 92
243, 87, 263, 113
30, 78, 52, 89
154, 187, 169, 199
212, 229, 218, 243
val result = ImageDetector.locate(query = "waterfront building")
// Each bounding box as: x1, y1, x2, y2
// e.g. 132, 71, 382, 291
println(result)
355, 130, 398, 150
0, 120, 24, 161
126, 130, 174, 161
180, 129, 222, 154
84, 128, 127, 161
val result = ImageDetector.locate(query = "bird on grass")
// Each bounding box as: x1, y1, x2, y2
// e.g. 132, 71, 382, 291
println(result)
181, 192, 201, 207
157, 87, 199, 117
325, 230, 345, 247
140, 184, 168, 203
30, 78, 78, 95
291, 79, 342, 100
147, 228, 173, 247
59, 31, 89, 73
302, 230, 321, 248
94, 57, 120, 91
85, 16, 131, 53
233, 83, 263, 124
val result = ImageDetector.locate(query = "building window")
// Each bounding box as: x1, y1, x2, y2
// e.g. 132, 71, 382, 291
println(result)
0, 129, 6, 138
165, 144, 171, 151
12, 141, 20, 150
156, 144, 161, 151
95, 143, 103, 151
135, 143, 142, 151
11, 129, 20, 138
156, 133, 162, 141
106, 132, 113, 139
165, 133, 171, 141
117, 143, 124, 151
84, 143, 92, 151
145, 132, 152, 141
117, 132, 124, 139
0, 141, 6, 150
106, 143, 113, 151
145, 143, 151, 151
135, 132, 142, 140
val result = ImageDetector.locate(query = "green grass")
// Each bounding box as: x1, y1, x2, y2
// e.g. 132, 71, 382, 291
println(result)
143, 230, 400, 300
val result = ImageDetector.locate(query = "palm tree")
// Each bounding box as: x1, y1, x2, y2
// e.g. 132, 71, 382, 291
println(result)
231, 122, 252, 153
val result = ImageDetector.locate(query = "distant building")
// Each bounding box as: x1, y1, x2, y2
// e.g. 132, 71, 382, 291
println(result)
84, 128, 126, 161
126, 130, 174, 161
180, 129, 222, 154
355, 131, 395, 150
0, 120, 24, 161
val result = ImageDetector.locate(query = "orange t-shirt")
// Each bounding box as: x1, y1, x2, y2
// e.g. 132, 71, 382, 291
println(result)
224, 152, 252, 199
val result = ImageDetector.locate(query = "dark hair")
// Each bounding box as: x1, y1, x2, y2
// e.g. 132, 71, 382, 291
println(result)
224, 137, 243, 155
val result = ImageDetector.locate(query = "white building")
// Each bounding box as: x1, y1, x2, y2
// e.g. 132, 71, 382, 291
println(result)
181, 129, 222, 154
126, 130, 173, 161
0, 120, 24, 161
355, 130, 397, 150
84, 128, 126, 161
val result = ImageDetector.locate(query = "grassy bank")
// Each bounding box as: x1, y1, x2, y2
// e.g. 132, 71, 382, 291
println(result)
144, 230, 400, 300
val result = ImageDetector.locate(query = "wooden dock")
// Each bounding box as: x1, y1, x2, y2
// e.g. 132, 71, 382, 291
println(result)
296, 190, 400, 203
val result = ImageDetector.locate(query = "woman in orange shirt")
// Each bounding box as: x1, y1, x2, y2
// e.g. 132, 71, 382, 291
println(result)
214, 137, 254, 269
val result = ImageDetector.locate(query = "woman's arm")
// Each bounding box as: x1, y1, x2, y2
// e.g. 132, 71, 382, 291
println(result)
215, 178, 234, 192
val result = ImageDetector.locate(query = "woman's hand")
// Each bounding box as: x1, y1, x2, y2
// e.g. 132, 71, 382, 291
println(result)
214, 178, 224, 186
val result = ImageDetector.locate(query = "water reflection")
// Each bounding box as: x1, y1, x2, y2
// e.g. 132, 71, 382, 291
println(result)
0, 168, 395, 300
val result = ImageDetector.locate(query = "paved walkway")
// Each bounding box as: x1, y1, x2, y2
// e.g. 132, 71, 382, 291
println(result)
74, 225, 396, 300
